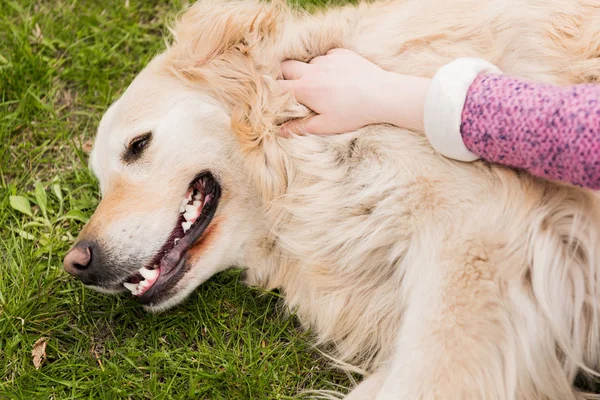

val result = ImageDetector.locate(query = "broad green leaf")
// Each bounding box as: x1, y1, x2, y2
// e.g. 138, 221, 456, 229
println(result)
38, 235, 49, 246
9, 195, 32, 216
65, 209, 89, 223
52, 182, 63, 203
72, 192, 98, 210
35, 182, 48, 217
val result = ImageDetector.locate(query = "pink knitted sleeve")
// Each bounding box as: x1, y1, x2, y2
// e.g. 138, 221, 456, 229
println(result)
460, 75, 600, 189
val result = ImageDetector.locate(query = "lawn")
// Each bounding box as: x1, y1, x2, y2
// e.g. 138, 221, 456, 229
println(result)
0, 0, 355, 398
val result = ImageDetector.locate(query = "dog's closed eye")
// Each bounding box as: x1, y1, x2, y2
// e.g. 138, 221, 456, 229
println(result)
123, 132, 152, 163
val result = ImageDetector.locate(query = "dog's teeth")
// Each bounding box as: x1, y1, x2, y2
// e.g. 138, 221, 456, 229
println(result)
174, 238, 180, 245
183, 205, 200, 223
123, 282, 138, 293
192, 200, 201, 208
182, 221, 191, 232
193, 192, 202, 200
137, 280, 152, 294
139, 267, 159, 281
179, 199, 187, 213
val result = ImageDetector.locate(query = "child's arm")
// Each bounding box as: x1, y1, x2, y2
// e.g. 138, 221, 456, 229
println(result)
462, 74, 600, 189
425, 58, 600, 189
278, 52, 600, 189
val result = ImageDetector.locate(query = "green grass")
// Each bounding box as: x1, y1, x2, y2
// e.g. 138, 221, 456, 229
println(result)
0, 1, 354, 398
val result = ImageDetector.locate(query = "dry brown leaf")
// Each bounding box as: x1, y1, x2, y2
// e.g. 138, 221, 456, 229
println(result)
32, 337, 48, 370
82, 139, 93, 154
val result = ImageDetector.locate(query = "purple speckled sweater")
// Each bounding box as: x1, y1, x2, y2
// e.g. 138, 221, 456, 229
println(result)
460, 75, 600, 189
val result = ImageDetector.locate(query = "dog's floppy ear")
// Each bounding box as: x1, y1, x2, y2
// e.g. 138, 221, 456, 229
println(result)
165, 0, 290, 200
167, 0, 280, 73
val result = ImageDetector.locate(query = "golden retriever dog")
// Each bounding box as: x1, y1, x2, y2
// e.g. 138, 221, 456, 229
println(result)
63, 0, 600, 398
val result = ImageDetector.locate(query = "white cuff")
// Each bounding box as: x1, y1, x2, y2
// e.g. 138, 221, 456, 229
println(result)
423, 58, 501, 162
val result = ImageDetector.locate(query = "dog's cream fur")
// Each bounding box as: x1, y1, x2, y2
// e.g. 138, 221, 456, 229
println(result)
83, 0, 600, 398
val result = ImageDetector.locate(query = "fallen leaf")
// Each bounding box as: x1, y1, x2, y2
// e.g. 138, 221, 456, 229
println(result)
82, 139, 93, 154
32, 337, 48, 370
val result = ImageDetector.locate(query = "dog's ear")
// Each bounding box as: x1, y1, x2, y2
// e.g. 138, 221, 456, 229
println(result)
167, 0, 280, 72
164, 1, 349, 201
165, 0, 291, 200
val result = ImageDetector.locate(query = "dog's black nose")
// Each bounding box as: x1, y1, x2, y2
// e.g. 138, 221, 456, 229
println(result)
63, 240, 113, 285
63, 242, 93, 278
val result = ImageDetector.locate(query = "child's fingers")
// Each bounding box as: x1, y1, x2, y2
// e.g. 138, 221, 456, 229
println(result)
276, 79, 296, 96
302, 115, 343, 135
327, 48, 347, 55
279, 119, 304, 138
281, 60, 310, 80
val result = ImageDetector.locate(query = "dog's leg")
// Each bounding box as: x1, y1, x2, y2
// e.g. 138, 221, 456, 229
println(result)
374, 238, 514, 400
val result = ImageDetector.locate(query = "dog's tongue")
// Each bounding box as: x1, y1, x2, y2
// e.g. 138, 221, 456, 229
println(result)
138, 205, 214, 305
159, 233, 195, 274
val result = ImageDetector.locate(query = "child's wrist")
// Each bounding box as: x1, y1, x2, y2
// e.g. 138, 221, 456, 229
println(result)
376, 73, 430, 131
366, 71, 405, 126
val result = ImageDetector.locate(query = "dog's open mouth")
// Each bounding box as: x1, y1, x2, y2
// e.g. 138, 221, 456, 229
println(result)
122, 172, 221, 304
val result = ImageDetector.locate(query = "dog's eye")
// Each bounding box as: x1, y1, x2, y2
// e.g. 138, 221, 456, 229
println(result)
123, 132, 152, 163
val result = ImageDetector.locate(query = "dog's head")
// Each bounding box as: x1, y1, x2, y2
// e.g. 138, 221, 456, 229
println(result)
62, 0, 302, 311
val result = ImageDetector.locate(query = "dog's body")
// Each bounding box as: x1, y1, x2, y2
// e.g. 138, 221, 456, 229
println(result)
64, 0, 600, 398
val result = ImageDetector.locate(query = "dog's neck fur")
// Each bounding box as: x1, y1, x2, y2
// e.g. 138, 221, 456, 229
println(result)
240, 127, 424, 370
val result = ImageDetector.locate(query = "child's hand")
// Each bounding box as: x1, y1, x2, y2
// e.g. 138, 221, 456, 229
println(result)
277, 49, 390, 135
277, 48, 430, 136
